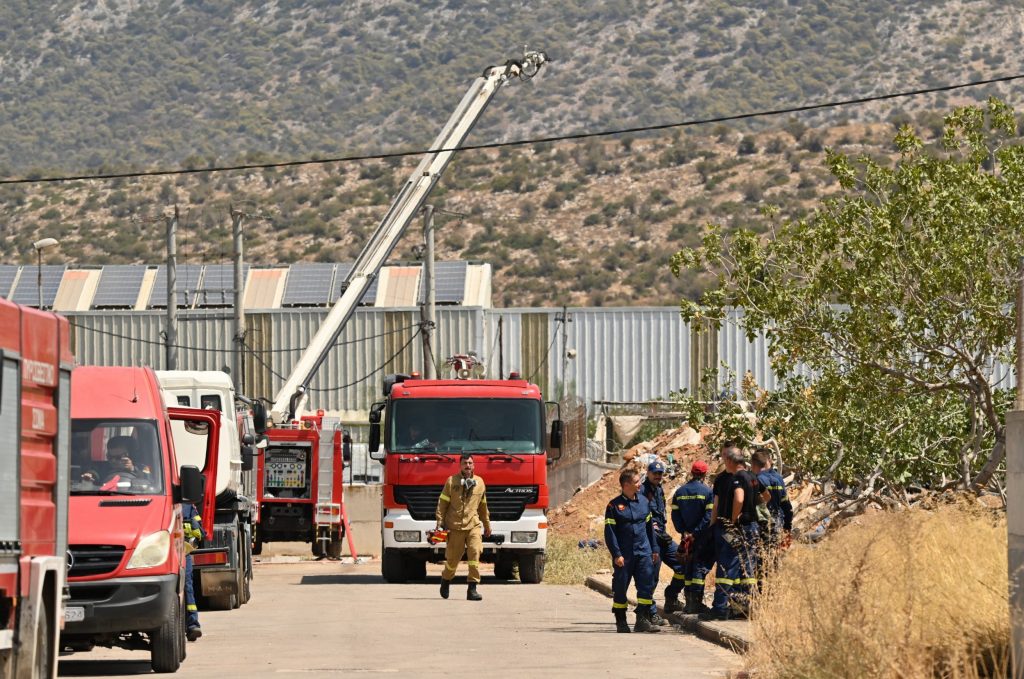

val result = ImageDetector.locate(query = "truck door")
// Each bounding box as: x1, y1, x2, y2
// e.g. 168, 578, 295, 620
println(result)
167, 408, 221, 531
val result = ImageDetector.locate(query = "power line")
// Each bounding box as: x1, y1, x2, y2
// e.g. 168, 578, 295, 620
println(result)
3, 72, 1022, 187
527, 332, 559, 384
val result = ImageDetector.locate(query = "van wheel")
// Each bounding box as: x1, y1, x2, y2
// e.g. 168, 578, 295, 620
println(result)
518, 554, 545, 584
33, 598, 53, 679
151, 593, 183, 673
381, 549, 407, 583
494, 556, 515, 580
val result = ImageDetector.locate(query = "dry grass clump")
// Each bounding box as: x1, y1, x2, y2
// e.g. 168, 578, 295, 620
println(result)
746, 504, 1009, 679
544, 534, 610, 585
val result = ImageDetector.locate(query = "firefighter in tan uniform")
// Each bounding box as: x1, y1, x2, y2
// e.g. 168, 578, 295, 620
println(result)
435, 454, 491, 601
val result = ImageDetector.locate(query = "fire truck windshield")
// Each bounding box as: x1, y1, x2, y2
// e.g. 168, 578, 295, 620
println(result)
389, 399, 544, 454
70, 419, 164, 495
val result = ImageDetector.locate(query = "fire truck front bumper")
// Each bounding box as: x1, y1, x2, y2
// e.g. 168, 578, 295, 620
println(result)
63, 574, 179, 636
382, 508, 548, 553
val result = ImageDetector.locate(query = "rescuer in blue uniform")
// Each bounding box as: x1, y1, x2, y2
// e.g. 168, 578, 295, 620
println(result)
670, 460, 715, 614
604, 467, 661, 633
640, 459, 678, 624
182, 503, 203, 641
751, 449, 793, 567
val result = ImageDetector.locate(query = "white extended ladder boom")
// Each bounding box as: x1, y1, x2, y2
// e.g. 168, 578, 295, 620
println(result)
271, 50, 549, 422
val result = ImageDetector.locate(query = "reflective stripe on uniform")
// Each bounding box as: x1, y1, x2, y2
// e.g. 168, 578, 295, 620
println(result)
612, 602, 629, 609
685, 578, 705, 586
705, 503, 714, 509
439, 493, 450, 502
738, 578, 758, 585
675, 495, 706, 500
605, 518, 616, 525
645, 513, 652, 522
716, 578, 737, 585
187, 604, 198, 611
671, 573, 686, 580
636, 598, 654, 605
468, 561, 479, 566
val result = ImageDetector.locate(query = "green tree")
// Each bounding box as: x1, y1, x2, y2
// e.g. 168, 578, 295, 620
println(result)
671, 98, 1024, 491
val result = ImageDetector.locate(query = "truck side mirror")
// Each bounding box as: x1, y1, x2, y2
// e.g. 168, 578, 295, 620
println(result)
180, 465, 204, 504
252, 401, 268, 436
549, 420, 563, 459
241, 445, 257, 471
368, 424, 382, 460
342, 432, 352, 463
369, 401, 385, 424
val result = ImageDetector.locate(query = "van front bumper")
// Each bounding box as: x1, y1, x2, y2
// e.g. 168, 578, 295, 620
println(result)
63, 574, 178, 636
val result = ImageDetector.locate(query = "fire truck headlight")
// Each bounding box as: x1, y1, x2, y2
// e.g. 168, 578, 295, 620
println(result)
393, 530, 421, 543
127, 530, 171, 569
511, 531, 538, 544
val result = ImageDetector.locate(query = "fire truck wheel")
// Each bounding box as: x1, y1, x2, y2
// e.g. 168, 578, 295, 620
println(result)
381, 549, 407, 583
240, 533, 253, 605
518, 554, 546, 584
33, 598, 53, 679
327, 538, 343, 560
150, 593, 183, 673
252, 527, 263, 556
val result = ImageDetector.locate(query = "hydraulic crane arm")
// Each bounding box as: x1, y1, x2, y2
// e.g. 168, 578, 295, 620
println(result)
271, 49, 549, 423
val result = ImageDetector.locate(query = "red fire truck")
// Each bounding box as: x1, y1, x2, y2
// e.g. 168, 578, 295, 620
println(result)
251, 50, 548, 558
0, 300, 72, 679
368, 359, 561, 583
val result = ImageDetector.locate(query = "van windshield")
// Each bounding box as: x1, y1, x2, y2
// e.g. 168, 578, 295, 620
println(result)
388, 398, 544, 454
70, 419, 164, 495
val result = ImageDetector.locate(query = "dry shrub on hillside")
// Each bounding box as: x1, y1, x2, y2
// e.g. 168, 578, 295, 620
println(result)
747, 505, 1009, 679
544, 534, 610, 586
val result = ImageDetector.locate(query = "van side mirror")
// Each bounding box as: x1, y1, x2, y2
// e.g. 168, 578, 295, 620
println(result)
180, 465, 204, 504
252, 401, 268, 436
549, 420, 563, 460
342, 432, 352, 464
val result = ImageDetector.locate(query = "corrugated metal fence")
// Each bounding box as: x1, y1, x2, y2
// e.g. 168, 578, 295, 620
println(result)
66, 306, 1017, 413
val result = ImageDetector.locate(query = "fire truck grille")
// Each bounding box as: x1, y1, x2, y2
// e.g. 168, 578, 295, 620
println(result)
394, 485, 538, 522
68, 545, 126, 577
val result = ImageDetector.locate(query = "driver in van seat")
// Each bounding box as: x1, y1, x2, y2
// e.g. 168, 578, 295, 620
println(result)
82, 436, 139, 483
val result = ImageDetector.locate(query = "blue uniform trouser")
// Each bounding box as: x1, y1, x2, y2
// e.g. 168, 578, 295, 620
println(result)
656, 539, 687, 608
711, 523, 759, 615
612, 554, 656, 613
185, 554, 200, 628
684, 529, 714, 594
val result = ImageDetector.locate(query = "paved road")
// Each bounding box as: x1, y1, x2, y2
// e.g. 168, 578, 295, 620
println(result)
58, 561, 739, 678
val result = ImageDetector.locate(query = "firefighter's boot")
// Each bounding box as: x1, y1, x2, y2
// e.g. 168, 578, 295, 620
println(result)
650, 608, 670, 626
467, 583, 482, 601
663, 594, 682, 615
633, 608, 662, 633
684, 591, 701, 614
439, 579, 450, 599
614, 609, 631, 633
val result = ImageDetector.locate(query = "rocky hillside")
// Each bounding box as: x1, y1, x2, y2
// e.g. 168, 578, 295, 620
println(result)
1, 0, 1022, 174
1, 114, 947, 306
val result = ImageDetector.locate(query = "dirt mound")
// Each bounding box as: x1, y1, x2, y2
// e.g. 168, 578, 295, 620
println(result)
549, 425, 718, 539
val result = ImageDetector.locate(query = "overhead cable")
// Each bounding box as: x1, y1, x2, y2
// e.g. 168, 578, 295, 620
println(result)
3, 72, 1022, 186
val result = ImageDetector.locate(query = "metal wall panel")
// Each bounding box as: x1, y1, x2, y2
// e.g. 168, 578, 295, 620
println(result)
718, 308, 780, 393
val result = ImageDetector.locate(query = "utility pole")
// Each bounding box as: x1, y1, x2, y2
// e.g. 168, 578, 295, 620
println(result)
498, 316, 504, 379
165, 206, 179, 370
557, 305, 572, 400
1010, 257, 1024, 679
231, 207, 247, 393
419, 206, 437, 379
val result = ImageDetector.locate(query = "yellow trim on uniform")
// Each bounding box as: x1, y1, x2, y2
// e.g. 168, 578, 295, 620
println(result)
467, 561, 479, 566
439, 493, 450, 502
636, 598, 653, 605
705, 503, 714, 510
612, 602, 629, 609
685, 578, 705, 586
187, 604, 198, 611
675, 495, 706, 500
717, 578, 737, 585
671, 573, 686, 580
605, 518, 616, 525
738, 578, 758, 585
645, 513, 652, 522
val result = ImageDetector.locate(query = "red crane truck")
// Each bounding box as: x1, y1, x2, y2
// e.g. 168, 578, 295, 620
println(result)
252, 50, 549, 558
368, 360, 561, 583
0, 300, 72, 679
62, 367, 219, 673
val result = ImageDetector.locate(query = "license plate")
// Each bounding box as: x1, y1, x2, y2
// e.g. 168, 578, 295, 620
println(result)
64, 607, 85, 622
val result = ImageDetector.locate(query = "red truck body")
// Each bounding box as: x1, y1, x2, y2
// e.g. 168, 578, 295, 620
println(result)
62, 366, 219, 673
0, 300, 72, 679
373, 376, 559, 583
253, 412, 348, 558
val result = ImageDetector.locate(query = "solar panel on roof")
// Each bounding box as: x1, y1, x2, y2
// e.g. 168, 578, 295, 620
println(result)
198, 263, 248, 306
149, 265, 202, 308
433, 261, 468, 304
0, 266, 20, 299
282, 264, 335, 306
93, 265, 147, 308
332, 263, 377, 305
11, 265, 66, 307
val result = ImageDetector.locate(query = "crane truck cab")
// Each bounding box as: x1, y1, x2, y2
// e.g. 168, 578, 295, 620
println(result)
62, 367, 219, 674
369, 361, 562, 584
156, 371, 255, 610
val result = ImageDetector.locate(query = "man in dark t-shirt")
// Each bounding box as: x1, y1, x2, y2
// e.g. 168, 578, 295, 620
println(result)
705, 443, 760, 620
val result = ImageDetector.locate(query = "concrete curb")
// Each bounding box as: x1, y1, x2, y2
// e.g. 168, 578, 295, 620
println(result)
584, 575, 751, 653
